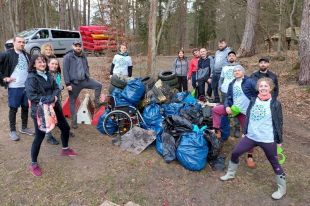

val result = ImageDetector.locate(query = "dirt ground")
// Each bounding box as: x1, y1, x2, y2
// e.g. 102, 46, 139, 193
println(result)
0, 52, 310, 206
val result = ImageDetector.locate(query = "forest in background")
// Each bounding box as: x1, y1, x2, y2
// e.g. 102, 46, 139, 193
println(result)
0, 0, 309, 84
0, 0, 303, 54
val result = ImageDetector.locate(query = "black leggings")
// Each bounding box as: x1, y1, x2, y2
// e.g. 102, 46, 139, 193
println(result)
177, 76, 188, 92
31, 103, 70, 163
9, 106, 28, 131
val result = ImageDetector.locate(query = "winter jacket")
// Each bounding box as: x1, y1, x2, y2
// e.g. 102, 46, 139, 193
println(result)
0, 49, 31, 87
25, 71, 60, 106
171, 57, 189, 76
212, 47, 231, 75
197, 57, 211, 81
224, 76, 257, 108
188, 57, 199, 78
244, 97, 283, 143
250, 70, 279, 99
63, 50, 90, 86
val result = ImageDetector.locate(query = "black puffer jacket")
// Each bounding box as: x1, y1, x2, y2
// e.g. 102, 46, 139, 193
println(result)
250, 70, 279, 99
25, 71, 60, 115
243, 97, 283, 143
0, 49, 31, 87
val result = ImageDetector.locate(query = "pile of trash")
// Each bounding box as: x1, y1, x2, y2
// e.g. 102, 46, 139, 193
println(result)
97, 72, 231, 171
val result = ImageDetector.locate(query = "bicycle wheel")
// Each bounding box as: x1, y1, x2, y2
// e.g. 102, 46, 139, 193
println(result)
103, 110, 133, 137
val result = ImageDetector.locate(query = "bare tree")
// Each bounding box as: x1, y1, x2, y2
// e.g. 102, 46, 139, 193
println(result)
147, 0, 157, 76
83, 0, 87, 25
59, 0, 66, 29
8, 0, 16, 35
43, 0, 49, 27
31, 0, 38, 27
289, 0, 298, 43
237, 0, 260, 57
298, 0, 310, 85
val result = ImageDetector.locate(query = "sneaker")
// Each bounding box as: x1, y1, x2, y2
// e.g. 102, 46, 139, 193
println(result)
61, 148, 77, 156
19, 128, 35, 136
46, 133, 59, 145
29, 163, 42, 176
9, 131, 20, 141
246, 157, 256, 169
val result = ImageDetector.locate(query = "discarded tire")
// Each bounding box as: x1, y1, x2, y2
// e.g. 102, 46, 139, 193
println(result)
111, 75, 127, 89
142, 76, 155, 91
162, 77, 178, 87
158, 71, 176, 81
108, 83, 117, 94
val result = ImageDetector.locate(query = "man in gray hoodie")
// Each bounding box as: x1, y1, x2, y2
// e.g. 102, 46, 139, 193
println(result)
211, 39, 231, 103
63, 40, 102, 129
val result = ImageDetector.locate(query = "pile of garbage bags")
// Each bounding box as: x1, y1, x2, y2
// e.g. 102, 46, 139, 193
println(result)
98, 73, 230, 172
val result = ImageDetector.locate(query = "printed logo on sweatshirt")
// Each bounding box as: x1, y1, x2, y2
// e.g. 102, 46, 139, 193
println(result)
250, 104, 267, 121
224, 69, 234, 80
15, 54, 28, 71
233, 85, 243, 99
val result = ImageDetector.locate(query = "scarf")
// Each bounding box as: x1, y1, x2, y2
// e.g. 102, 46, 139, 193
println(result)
258, 93, 271, 101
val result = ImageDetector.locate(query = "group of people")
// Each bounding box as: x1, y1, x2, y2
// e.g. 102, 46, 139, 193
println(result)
173, 39, 284, 199
0, 36, 105, 176
1, 36, 286, 200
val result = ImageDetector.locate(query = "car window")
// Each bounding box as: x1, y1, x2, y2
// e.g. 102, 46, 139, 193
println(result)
33, 29, 49, 39
17, 29, 38, 38
51, 30, 80, 38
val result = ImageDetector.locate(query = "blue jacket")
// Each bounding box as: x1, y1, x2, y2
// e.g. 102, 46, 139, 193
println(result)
244, 97, 283, 143
224, 76, 257, 108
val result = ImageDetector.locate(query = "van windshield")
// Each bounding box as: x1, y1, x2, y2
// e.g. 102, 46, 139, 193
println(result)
17, 29, 38, 38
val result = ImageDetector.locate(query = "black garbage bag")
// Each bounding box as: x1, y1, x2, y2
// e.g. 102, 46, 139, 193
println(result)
161, 132, 176, 163
164, 115, 193, 136
179, 104, 204, 125
204, 129, 223, 161
209, 155, 226, 171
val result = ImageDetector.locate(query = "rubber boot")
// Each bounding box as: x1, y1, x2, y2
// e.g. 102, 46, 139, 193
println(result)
271, 174, 286, 200
220, 161, 238, 181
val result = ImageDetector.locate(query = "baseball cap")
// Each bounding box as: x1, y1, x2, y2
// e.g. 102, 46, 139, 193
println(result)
259, 57, 270, 63
73, 40, 82, 46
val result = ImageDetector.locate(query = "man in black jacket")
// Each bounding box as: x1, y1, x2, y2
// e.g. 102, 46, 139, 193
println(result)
63, 40, 102, 129
251, 57, 279, 99
0, 36, 34, 141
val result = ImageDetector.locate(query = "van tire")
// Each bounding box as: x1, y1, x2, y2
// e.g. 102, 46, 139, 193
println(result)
30, 47, 41, 56
158, 71, 176, 81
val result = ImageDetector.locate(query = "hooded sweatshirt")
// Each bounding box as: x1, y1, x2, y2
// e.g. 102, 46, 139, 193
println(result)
212, 47, 231, 75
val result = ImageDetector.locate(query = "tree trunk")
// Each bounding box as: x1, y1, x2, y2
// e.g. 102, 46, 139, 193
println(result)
88, 0, 90, 25
298, 0, 310, 85
83, 0, 87, 25
289, 0, 298, 42
179, 0, 187, 49
75, 0, 79, 29
69, 0, 75, 29
156, 0, 173, 54
237, 0, 260, 57
59, 0, 66, 29
147, 0, 157, 76
43, 0, 49, 27
277, 0, 284, 56
8, 0, 16, 35
14, 0, 19, 33
31, 0, 38, 27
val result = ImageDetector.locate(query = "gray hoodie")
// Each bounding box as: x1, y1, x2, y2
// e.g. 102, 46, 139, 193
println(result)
212, 47, 231, 75
171, 57, 189, 76
63, 50, 90, 86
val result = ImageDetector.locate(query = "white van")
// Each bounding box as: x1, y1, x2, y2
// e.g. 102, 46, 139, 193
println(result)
5, 28, 82, 55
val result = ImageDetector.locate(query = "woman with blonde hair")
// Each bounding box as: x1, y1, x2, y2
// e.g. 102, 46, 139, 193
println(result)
41, 43, 56, 60
220, 77, 286, 200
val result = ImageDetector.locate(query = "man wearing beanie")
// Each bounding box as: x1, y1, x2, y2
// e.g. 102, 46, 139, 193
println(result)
212, 65, 257, 168
251, 57, 279, 99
